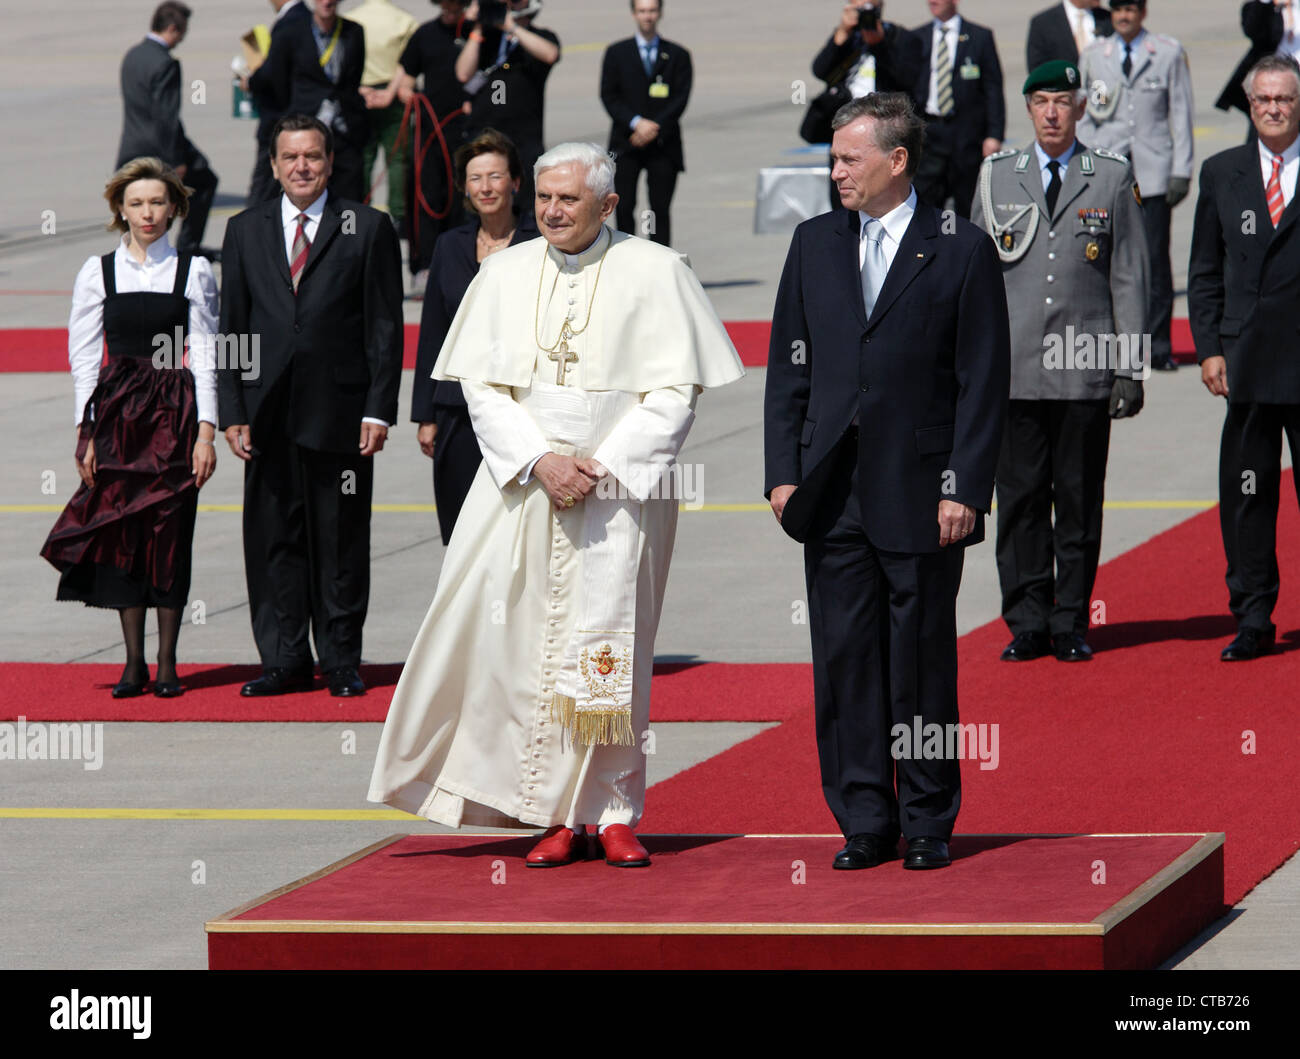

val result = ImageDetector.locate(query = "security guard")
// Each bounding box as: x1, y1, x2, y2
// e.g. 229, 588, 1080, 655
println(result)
971, 60, 1150, 663
1080, 0, 1193, 371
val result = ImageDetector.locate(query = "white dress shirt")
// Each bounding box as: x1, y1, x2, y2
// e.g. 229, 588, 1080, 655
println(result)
1062, 0, 1098, 53
926, 16, 962, 116
858, 186, 918, 273
279, 191, 389, 428
1035, 139, 1079, 192
1258, 134, 1300, 210
1272, 0, 1300, 62
67, 232, 218, 426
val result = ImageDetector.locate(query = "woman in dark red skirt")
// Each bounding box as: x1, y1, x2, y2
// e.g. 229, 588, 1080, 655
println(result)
41, 157, 219, 698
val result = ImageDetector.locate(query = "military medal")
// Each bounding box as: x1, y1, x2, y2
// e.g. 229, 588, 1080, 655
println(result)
1002, 231, 1014, 251
1085, 241, 1100, 261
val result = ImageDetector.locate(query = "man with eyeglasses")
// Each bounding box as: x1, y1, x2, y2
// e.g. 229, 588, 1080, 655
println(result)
1189, 54, 1300, 661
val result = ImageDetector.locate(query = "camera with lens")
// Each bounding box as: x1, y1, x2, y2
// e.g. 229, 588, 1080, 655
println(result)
857, 3, 880, 32
479, 0, 508, 27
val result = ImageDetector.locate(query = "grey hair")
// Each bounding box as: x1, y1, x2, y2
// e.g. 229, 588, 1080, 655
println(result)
831, 92, 926, 177
534, 142, 617, 199
1244, 54, 1300, 100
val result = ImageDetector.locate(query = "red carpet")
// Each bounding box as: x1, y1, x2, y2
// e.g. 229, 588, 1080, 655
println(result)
10, 484, 1298, 906
0, 661, 806, 723
0, 319, 1199, 372
643, 497, 1300, 906
206, 832, 1225, 969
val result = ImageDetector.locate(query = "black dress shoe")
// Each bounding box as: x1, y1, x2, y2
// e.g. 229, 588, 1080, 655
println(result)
1000, 631, 1052, 661
325, 665, 366, 697
903, 836, 951, 870
152, 680, 184, 698
1151, 355, 1178, 372
833, 833, 899, 870
111, 673, 149, 698
1053, 632, 1093, 662
1221, 626, 1274, 661
240, 667, 314, 697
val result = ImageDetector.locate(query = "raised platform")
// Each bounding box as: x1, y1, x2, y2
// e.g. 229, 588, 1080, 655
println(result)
206, 832, 1225, 970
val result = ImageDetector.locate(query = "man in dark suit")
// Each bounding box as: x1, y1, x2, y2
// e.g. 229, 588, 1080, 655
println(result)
245, 0, 312, 204
1189, 54, 1300, 661
764, 93, 1009, 871
265, 0, 369, 201
218, 115, 403, 697
1217, 1, 1291, 116
600, 0, 692, 246
1026, 0, 1112, 70
909, 0, 1005, 218
116, 1, 217, 255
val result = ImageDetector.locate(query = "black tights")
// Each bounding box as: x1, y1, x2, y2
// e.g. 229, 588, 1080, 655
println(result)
118, 605, 183, 684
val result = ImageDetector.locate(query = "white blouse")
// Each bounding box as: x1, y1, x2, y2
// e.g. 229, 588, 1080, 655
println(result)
67, 233, 219, 426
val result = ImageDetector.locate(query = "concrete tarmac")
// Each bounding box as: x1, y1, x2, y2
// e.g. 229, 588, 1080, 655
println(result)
0, 1, 1294, 970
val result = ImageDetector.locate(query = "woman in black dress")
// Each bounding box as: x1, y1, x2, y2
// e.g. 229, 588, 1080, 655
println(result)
41, 158, 219, 698
411, 128, 539, 544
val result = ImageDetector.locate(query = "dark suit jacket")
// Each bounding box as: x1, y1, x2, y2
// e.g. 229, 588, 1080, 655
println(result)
812, 23, 923, 102
910, 18, 1005, 154
249, 0, 313, 147
217, 194, 403, 453
116, 38, 192, 168
1217, 2, 1283, 114
1025, 4, 1112, 71
411, 214, 540, 421
764, 202, 1010, 552
1187, 144, 1300, 403
600, 36, 693, 172
275, 15, 368, 150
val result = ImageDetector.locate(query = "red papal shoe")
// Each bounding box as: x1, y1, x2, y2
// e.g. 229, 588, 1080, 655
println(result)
597, 824, 650, 867
525, 825, 588, 867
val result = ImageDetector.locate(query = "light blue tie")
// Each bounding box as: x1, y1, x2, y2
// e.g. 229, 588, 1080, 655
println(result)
860, 218, 887, 319
641, 43, 655, 77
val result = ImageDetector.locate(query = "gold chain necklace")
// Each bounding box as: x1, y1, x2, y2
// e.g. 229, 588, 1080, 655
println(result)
533, 230, 611, 354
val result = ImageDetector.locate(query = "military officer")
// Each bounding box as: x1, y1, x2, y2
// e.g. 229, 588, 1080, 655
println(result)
971, 60, 1150, 663
1080, 0, 1193, 371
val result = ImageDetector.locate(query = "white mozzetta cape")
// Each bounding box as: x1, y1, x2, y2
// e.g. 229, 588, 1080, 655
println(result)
434, 226, 745, 392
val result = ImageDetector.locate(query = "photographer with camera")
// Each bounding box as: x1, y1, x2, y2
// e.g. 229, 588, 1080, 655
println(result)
807, 4, 923, 135
456, 0, 561, 210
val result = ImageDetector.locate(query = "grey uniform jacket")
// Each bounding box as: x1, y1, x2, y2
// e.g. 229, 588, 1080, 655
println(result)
1078, 31, 1194, 197
970, 142, 1150, 401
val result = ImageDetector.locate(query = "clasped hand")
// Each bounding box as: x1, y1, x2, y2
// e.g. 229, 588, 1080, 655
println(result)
534, 452, 605, 510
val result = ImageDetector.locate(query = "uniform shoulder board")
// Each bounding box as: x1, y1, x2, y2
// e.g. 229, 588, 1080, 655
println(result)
1093, 147, 1130, 166
984, 147, 1017, 164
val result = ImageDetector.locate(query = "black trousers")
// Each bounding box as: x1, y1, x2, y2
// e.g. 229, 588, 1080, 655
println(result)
912, 117, 980, 220
176, 148, 218, 253
431, 405, 483, 546
1139, 194, 1173, 364
804, 440, 965, 841
996, 399, 1110, 637
242, 414, 374, 672
613, 145, 679, 246
1219, 402, 1300, 632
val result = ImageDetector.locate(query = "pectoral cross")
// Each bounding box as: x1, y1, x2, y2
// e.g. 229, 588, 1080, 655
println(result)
548, 325, 579, 385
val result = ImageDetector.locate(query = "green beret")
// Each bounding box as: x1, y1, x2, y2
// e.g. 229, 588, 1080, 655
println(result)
1022, 60, 1082, 95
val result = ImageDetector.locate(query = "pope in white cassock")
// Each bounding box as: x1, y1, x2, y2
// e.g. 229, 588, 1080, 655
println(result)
368, 143, 744, 867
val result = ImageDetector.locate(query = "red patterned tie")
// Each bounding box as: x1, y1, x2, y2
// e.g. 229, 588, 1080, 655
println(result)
1266, 154, 1285, 228
290, 212, 311, 292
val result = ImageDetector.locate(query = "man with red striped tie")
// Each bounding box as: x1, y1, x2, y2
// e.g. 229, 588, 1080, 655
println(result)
1189, 54, 1300, 661
218, 114, 404, 697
